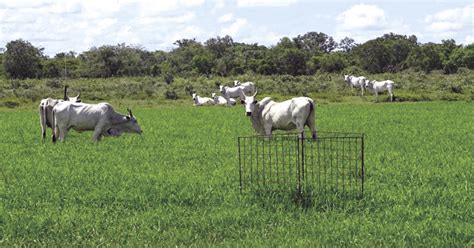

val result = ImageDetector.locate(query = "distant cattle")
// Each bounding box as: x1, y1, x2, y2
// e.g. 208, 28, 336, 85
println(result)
219, 84, 246, 104
243, 91, 317, 139
233, 80, 256, 95
51, 102, 142, 142
39, 86, 81, 141
192, 93, 215, 106
212, 93, 236, 106
365, 79, 395, 102
344, 75, 366, 96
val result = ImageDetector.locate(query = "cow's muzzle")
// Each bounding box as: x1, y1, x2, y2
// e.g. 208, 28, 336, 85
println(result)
246, 112, 251, 116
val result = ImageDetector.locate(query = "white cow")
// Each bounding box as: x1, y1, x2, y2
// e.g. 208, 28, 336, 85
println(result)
51, 102, 142, 142
243, 91, 317, 139
192, 93, 215, 106
219, 84, 246, 104
344, 75, 366, 96
233, 80, 256, 95
39, 86, 81, 141
365, 79, 395, 102
212, 93, 236, 106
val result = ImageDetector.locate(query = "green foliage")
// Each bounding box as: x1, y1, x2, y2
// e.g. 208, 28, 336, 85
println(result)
0, 102, 472, 246
4, 39, 44, 79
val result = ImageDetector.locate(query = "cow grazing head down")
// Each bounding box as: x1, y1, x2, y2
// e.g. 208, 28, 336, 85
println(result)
243, 90, 258, 116
123, 108, 142, 134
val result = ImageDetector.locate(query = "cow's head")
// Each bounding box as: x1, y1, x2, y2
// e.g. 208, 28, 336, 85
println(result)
219, 85, 225, 94
63, 86, 82, 102
233, 80, 241, 86
67, 92, 81, 103
365, 80, 374, 88
211, 93, 216, 98
243, 90, 258, 116
344, 75, 350, 81
123, 108, 142, 134
192, 93, 197, 101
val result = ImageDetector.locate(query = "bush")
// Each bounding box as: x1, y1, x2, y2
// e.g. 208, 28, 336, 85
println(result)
164, 90, 178, 100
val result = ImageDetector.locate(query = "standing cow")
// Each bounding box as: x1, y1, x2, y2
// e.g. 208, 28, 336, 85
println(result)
39, 86, 81, 141
243, 91, 317, 139
365, 79, 395, 102
233, 80, 256, 95
344, 75, 366, 96
219, 84, 246, 104
51, 102, 142, 142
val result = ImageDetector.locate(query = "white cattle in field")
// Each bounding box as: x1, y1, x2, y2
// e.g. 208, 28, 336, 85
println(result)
219, 84, 246, 104
51, 102, 142, 142
212, 93, 236, 106
39, 86, 81, 141
243, 91, 317, 139
344, 75, 366, 96
192, 93, 215, 106
365, 79, 395, 102
233, 80, 256, 95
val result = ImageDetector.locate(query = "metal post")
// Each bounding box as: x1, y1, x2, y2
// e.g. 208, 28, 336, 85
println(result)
300, 132, 305, 194
361, 134, 365, 196
238, 137, 242, 192
296, 135, 301, 195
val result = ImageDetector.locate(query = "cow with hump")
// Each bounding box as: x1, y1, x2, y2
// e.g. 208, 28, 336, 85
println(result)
243, 91, 317, 139
39, 86, 81, 142
51, 102, 142, 142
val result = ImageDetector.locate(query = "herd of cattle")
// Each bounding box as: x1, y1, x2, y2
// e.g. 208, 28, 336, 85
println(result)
39, 76, 395, 142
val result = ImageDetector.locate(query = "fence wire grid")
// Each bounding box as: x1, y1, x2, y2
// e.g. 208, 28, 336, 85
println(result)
238, 132, 365, 199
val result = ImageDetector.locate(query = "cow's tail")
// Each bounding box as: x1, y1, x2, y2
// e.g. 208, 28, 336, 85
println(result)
306, 99, 317, 140
51, 107, 57, 143
39, 102, 46, 141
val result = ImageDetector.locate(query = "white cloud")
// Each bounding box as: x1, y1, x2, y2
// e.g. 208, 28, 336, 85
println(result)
336, 4, 386, 31
464, 35, 474, 45
218, 13, 233, 23
236, 0, 298, 7
220, 18, 248, 37
425, 4, 473, 32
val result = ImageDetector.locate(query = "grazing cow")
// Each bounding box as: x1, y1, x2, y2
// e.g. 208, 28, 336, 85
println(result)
192, 93, 215, 106
39, 86, 81, 141
365, 79, 395, 102
344, 75, 366, 96
219, 84, 246, 104
243, 91, 317, 139
51, 102, 142, 142
233, 80, 256, 95
212, 93, 236, 106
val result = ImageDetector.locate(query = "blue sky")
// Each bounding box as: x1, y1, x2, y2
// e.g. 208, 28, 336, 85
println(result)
0, 0, 472, 56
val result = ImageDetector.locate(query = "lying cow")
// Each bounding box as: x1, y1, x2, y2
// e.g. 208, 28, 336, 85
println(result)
344, 75, 366, 96
192, 93, 215, 106
212, 93, 236, 106
39, 86, 81, 141
365, 79, 395, 102
51, 102, 142, 142
243, 91, 317, 139
233, 80, 256, 95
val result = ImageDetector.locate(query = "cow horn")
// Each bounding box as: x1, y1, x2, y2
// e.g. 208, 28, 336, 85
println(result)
127, 108, 133, 117
252, 89, 258, 97
76, 91, 80, 98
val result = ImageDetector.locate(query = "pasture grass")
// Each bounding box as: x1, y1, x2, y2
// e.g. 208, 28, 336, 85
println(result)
0, 101, 473, 246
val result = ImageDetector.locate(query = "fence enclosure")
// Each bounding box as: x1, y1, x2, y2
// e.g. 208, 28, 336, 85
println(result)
238, 132, 364, 200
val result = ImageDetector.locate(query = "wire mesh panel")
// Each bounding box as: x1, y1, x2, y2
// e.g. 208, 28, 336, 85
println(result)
238, 132, 364, 200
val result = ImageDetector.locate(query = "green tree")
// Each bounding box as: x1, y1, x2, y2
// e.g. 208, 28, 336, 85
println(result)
4, 39, 44, 79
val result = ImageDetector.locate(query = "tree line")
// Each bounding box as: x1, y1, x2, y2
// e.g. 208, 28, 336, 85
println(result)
1, 32, 473, 80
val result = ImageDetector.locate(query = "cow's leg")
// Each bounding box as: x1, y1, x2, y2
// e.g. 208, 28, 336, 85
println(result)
361, 84, 364, 96
264, 124, 273, 139
59, 128, 68, 142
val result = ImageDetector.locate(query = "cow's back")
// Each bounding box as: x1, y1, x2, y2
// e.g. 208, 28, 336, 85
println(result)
54, 102, 111, 131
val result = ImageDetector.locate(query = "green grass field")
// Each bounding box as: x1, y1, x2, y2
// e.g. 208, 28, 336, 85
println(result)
1, 101, 473, 246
